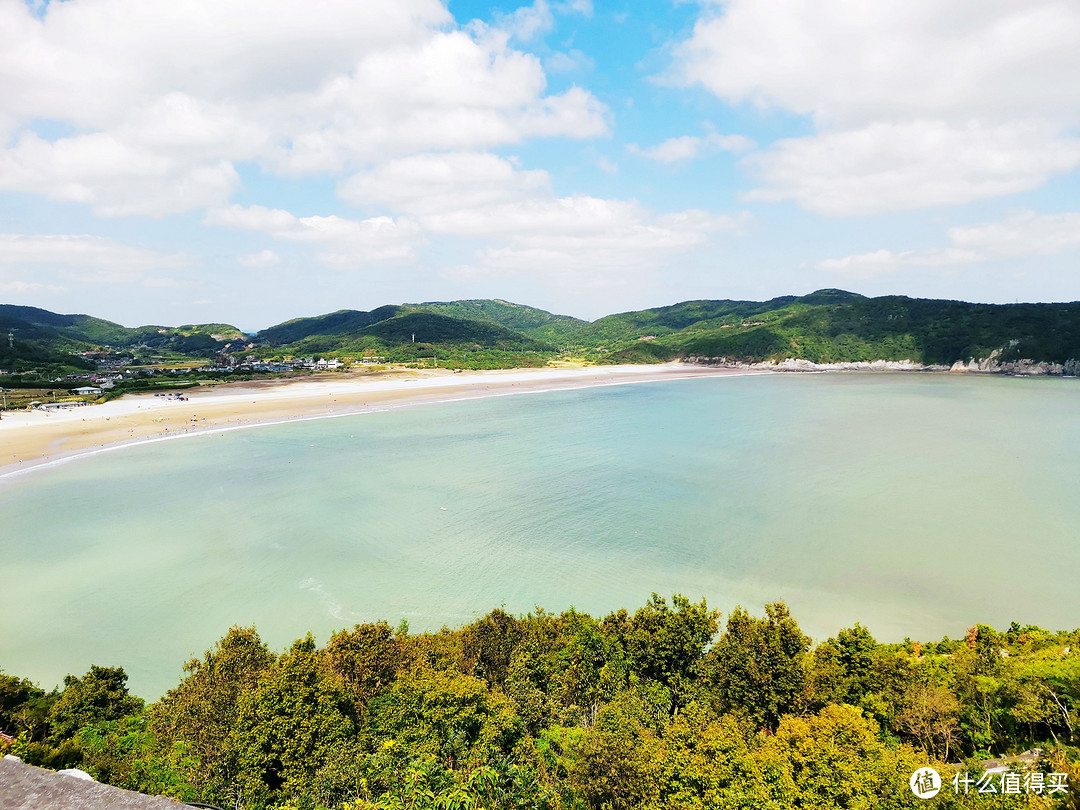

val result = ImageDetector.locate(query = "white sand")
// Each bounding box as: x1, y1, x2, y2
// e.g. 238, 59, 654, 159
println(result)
0, 364, 757, 477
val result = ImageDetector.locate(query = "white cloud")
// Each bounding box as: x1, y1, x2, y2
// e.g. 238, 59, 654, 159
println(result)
271, 31, 607, 175
0, 0, 608, 216
494, 0, 555, 42
0, 1, 451, 129
596, 156, 618, 174
818, 211, 1080, 276
674, 0, 1080, 127
743, 121, 1080, 216
0, 234, 188, 272
629, 132, 755, 164
238, 250, 281, 268
340, 150, 750, 287
0, 130, 241, 217
0, 280, 64, 296
554, 0, 593, 15
672, 0, 1080, 213
339, 152, 551, 217
816, 248, 982, 278
948, 211, 1080, 258
445, 204, 750, 286
206, 205, 425, 269
544, 49, 595, 74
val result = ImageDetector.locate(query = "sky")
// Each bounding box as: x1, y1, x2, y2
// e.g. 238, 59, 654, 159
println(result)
1, 0, 1079, 329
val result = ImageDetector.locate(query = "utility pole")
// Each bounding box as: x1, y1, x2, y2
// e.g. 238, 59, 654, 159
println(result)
7, 329, 17, 375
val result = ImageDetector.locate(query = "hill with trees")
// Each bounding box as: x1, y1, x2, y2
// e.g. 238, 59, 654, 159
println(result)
4, 291, 1080, 376
586, 290, 1080, 366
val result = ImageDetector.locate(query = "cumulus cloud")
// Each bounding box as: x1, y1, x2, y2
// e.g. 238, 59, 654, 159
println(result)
743, 121, 1080, 216
628, 132, 755, 164
0, 130, 241, 217
672, 0, 1080, 213
818, 211, 1080, 276
339, 150, 750, 286
0, 0, 608, 216
206, 206, 424, 269
674, 0, 1080, 126
339, 152, 552, 217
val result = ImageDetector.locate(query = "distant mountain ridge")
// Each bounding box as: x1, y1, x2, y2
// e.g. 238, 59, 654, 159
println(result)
3, 291, 1080, 373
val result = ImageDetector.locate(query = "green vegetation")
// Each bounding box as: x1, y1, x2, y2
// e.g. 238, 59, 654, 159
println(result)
254, 308, 555, 369
4, 290, 1080, 377
256, 306, 406, 346
238, 290, 1080, 370
412, 299, 587, 345
3, 597, 1078, 809
0, 304, 249, 359
584, 291, 1080, 365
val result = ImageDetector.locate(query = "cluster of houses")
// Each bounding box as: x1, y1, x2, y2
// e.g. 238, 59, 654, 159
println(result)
199, 356, 348, 373
84, 352, 134, 370
50, 355, 369, 384
63, 372, 121, 389
13, 353, 385, 402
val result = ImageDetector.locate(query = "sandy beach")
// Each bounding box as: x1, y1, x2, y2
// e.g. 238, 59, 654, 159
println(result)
0, 363, 754, 478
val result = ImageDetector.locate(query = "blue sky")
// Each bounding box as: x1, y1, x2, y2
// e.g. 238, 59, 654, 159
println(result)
2, 0, 1079, 329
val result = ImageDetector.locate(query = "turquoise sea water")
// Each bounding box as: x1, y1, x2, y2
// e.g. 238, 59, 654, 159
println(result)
2, 372, 1079, 698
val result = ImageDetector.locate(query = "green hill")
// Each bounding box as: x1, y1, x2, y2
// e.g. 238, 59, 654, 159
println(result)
257, 300, 579, 348
361, 311, 549, 349
254, 304, 557, 367
5, 291, 1080, 372
587, 291, 1080, 366
256, 306, 404, 345
0, 304, 247, 371
410, 299, 587, 344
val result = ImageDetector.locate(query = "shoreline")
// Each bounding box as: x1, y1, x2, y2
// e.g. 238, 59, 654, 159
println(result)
0, 363, 757, 481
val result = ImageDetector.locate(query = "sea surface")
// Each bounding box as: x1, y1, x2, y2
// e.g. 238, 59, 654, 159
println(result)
2, 372, 1079, 698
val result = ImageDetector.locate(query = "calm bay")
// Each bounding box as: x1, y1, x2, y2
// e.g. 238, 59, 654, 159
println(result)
2, 372, 1078, 698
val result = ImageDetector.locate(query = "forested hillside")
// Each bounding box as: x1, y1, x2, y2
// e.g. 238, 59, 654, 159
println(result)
5, 291, 1080, 374
589, 291, 1080, 366
0, 303, 247, 375
2, 596, 1077, 809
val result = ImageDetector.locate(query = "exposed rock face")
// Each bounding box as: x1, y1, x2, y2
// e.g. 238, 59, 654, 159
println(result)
948, 358, 1073, 376
0, 755, 191, 810
687, 357, 949, 372
688, 356, 1080, 376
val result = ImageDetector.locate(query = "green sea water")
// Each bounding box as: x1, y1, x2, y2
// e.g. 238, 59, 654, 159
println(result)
2, 372, 1079, 698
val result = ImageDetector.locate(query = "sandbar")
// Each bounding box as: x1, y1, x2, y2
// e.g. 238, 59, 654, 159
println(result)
0, 363, 756, 478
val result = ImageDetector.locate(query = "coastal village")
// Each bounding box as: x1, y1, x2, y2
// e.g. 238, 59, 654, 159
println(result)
0, 351, 384, 414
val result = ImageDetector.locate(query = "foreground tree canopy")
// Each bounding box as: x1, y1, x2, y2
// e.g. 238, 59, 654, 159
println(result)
2, 597, 1078, 809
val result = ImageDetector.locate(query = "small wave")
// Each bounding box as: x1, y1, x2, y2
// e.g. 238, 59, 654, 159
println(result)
299, 578, 346, 622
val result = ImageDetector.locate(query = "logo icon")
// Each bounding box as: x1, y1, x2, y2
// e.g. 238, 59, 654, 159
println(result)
910, 767, 942, 799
